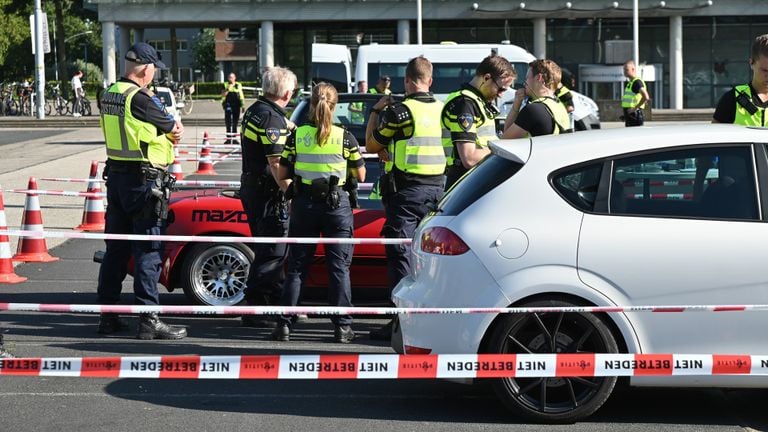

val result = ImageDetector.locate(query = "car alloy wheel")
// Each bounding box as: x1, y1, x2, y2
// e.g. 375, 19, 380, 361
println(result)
488, 298, 619, 423
180, 243, 254, 306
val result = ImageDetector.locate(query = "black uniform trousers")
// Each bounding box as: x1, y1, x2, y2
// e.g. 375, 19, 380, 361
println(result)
224, 102, 242, 139
277, 190, 354, 327
97, 169, 165, 305
382, 183, 443, 292
239, 175, 289, 305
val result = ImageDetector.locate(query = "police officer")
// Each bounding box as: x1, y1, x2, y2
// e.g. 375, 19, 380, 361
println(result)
442, 54, 516, 190
621, 60, 650, 127
273, 82, 366, 343
239, 66, 297, 327
365, 56, 445, 341
502, 59, 572, 138
713, 34, 768, 126
96, 42, 186, 340
369, 75, 392, 95
221, 72, 245, 144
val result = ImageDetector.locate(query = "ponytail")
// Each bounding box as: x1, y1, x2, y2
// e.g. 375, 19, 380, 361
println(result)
309, 82, 338, 146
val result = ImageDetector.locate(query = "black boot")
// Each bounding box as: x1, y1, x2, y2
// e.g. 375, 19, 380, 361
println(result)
0, 344, 13, 359
334, 325, 355, 344
369, 319, 394, 341
97, 313, 130, 335
271, 323, 290, 342
137, 313, 187, 340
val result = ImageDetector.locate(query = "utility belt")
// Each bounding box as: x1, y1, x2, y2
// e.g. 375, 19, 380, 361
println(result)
379, 170, 443, 198
105, 160, 175, 223
293, 175, 342, 209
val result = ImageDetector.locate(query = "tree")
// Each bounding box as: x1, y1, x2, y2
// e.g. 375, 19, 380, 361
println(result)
0, 0, 34, 80
192, 28, 217, 81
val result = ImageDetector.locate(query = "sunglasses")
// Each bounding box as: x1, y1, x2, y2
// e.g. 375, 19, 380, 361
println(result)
492, 77, 509, 93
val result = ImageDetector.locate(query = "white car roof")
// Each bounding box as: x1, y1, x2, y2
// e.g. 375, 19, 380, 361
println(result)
491, 124, 768, 168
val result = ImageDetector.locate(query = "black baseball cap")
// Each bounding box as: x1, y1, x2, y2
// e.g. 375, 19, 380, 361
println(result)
125, 42, 166, 68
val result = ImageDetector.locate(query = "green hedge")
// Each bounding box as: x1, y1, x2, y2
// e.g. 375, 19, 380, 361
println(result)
193, 81, 261, 98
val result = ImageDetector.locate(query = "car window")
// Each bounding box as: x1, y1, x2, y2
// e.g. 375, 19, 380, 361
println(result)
611, 146, 758, 220
437, 155, 523, 216
552, 164, 603, 212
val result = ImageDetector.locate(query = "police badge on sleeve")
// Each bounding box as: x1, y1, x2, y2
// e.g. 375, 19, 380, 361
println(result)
458, 114, 474, 131
265, 128, 280, 143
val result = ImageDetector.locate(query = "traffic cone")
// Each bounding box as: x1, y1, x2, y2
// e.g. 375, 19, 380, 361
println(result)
13, 177, 59, 262
169, 145, 184, 180
202, 131, 211, 147
75, 160, 106, 231
194, 146, 217, 175
0, 188, 27, 283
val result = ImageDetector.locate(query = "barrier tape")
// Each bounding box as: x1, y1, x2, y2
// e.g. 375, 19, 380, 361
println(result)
1, 353, 765, 379
175, 144, 241, 150
0, 229, 410, 245
174, 157, 243, 162
40, 178, 106, 184
6, 189, 105, 198
0, 302, 761, 316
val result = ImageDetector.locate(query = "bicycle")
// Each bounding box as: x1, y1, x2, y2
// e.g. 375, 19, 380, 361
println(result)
0, 82, 19, 116
167, 80, 194, 115
69, 94, 92, 117
46, 83, 69, 116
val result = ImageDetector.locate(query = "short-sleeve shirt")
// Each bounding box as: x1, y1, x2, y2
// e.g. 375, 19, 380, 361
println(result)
241, 98, 291, 176
71, 75, 83, 95
515, 100, 558, 137
280, 125, 364, 174
713, 84, 768, 123
442, 84, 487, 144
113, 78, 175, 134
372, 92, 435, 144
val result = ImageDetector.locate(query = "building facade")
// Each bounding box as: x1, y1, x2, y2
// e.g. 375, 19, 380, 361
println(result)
91, 0, 768, 108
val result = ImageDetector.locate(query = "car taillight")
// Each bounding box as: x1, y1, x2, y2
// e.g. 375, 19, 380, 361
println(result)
404, 345, 432, 355
420, 227, 469, 255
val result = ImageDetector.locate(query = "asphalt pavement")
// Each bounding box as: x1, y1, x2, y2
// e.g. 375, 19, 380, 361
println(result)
1, 125, 767, 431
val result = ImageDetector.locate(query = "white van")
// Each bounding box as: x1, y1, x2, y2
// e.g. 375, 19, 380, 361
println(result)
354, 42, 600, 130
311, 43, 354, 93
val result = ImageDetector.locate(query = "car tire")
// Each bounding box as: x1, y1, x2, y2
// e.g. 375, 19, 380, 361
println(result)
487, 298, 619, 423
180, 243, 254, 306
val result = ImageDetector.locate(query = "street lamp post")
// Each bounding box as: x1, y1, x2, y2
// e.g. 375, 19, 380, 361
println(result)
65, 30, 93, 77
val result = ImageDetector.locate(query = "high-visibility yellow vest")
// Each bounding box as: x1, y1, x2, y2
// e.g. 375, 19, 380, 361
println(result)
527, 96, 572, 136
100, 81, 173, 166
221, 82, 245, 104
390, 98, 445, 176
556, 86, 572, 108
442, 88, 497, 167
369, 88, 392, 95
621, 77, 646, 109
733, 85, 767, 127
294, 125, 349, 186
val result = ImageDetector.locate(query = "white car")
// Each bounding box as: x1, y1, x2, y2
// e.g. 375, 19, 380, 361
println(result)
153, 86, 180, 120
392, 124, 768, 423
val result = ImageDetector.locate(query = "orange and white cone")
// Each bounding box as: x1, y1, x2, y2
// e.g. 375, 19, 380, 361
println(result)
169, 145, 184, 180
13, 177, 59, 262
202, 131, 211, 147
75, 160, 106, 232
0, 188, 26, 283
194, 146, 217, 175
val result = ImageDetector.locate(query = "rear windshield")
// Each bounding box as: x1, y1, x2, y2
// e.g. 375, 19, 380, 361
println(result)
437, 155, 523, 216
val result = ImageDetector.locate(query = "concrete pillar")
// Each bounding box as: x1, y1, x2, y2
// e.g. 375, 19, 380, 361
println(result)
118, 25, 131, 76
133, 28, 144, 44
102, 21, 117, 85
397, 20, 410, 44
260, 21, 274, 72
533, 18, 546, 59
670, 15, 683, 109
218, 62, 225, 82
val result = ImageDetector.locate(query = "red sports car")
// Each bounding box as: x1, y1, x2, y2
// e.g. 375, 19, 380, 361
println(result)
160, 184, 387, 306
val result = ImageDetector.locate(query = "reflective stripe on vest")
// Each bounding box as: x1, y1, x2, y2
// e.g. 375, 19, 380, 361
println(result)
622, 77, 645, 109
733, 85, 767, 127
294, 125, 347, 184
390, 99, 446, 176
442, 88, 497, 167
100, 82, 174, 166
528, 97, 572, 136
